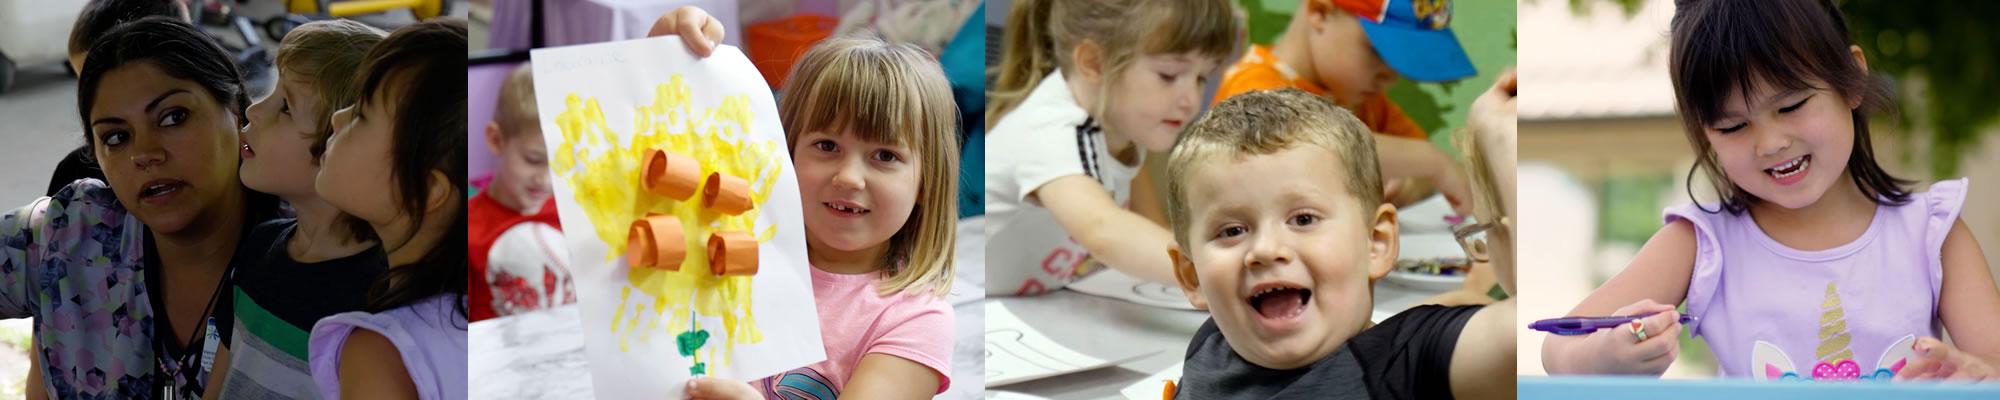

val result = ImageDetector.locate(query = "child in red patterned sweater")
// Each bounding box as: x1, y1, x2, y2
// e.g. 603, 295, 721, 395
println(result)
470, 63, 575, 322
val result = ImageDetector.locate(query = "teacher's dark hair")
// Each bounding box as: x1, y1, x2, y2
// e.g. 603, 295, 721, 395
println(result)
68, 0, 186, 57
355, 19, 469, 318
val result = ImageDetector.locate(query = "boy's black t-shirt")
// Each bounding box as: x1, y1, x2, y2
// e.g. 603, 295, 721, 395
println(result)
1174, 304, 1484, 400
229, 218, 387, 332
212, 218, 386, 397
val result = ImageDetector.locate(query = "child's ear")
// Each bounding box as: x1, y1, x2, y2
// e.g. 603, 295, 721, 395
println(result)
1304, 0, 1331, 29
485, 122, 506, 154
1847, 45, 1870, 110
1072, 40, 1105, 85
425, 170, 459, 214
1169, 244, 1208, 310
1367, 203, 1400, 281
1849, 45, 1870, 75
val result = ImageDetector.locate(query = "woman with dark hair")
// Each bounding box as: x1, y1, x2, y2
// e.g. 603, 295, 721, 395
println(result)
0, 16, 282, 399
306, 18, 468, 399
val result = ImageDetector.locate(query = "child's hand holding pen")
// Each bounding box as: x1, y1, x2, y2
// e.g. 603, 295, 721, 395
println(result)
1549, 299, 1685, 376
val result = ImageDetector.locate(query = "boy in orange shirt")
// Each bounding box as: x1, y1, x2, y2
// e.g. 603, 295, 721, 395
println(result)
1216, 0, 1473, 210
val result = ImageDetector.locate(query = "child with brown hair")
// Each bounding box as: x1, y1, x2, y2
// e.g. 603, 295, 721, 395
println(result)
202, 19, 389, 399
306, 19, 469, 399
984, 0, 1242, 295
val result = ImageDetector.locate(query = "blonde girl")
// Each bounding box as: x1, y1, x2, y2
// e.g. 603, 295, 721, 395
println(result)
984, 0, 1240, 295
651, 7, 961, 399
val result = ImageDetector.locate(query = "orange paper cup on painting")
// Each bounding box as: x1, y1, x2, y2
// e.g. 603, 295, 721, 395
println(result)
627, 214, 687, 270
642, 149, 702, 200
706, 231, 758, 276
703, 172, 754, 215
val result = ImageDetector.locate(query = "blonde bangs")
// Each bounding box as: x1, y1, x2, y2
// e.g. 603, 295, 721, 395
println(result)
1133, 0, 1240, 63
1090, 0, 1242, 117
990, 0, 1243, 128
781, 37, 943, 148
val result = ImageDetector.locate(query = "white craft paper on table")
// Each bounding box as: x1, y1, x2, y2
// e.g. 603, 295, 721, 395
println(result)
985, 302, 1154, 386
532, 36, 824, 400
469, 305, 594, 399
1119, 362, 1183, 400
1398, 194, 1461, 234
985, 391, 1056, 400
1066, 269, 1201, 311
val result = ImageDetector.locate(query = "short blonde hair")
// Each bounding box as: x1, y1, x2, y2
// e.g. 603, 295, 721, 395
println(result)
1165, 88, 1381, 250
988, 0, 1241, 128
275, 19, 385, 157
275, 19, 384, 243
494, 63, 538, 137
779, 36, 959, 298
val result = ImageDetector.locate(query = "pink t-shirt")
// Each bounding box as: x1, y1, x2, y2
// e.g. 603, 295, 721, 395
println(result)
757, 266, 954, 398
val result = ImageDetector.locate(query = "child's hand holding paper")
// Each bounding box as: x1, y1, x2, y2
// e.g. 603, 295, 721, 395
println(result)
649, 6, 726, 57
683, 377, 760, 400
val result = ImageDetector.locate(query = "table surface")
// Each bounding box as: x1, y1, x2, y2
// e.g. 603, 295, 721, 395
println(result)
469, 304, 595, 399
1520, 376, 2000, 399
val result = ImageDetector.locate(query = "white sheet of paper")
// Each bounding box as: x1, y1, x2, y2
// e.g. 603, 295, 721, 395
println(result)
985, 302, 1154, 386
532, 37, 824, 400
1066, 269, 1200, 310
985, 391, 1055, 400
469, 305, 594, 399
1398, 194, 1460, 234
1119, 362, 1183, 400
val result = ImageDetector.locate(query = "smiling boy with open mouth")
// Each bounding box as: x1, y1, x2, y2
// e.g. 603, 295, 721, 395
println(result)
1163, 88, 1516, 399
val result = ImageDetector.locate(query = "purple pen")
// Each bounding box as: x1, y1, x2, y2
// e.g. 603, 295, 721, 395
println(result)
1528, 312, 1699, 335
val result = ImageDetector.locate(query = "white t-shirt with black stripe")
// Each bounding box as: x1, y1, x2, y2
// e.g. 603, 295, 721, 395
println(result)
984, 71, 1140, 297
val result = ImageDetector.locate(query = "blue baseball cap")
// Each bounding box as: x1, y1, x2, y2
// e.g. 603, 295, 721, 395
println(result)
1337, 0, 1476, 82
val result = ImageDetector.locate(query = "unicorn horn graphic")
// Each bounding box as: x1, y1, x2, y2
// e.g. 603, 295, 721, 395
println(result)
1810, 282, 1863, 380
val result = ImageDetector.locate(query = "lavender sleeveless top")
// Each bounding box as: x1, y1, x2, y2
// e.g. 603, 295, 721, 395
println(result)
1665, 178, 1965, 381
308, 294, 468, 399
